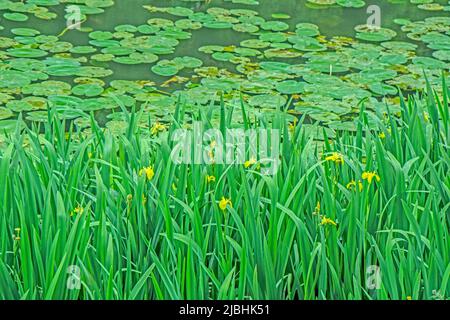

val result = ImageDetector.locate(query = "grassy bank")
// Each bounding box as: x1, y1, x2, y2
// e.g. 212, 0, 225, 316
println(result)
0, 79, 449, 300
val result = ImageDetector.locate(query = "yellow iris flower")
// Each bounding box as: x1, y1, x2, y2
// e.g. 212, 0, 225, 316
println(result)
320, 216, 337, 227
362, 171, 380, 184
139, 166, 155, 181
219, 197, 232, 211
325, 152, 344, 165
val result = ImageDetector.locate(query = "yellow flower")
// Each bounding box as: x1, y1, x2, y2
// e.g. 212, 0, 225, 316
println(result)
206, 140, 217, 163
320, 216, 337, 227
406, 296, 412, 300
208, 149, 216, 163
378, 132, 386, 139
208, 150, 215, 163
244, 157, 257, 169
325, 152, 344, 165
139, 166, 155, 181
13, 227, 21, 240
346, 180, 363, 192
313, 201, 321, 215
423, 112, 429, 123
219, 197, 232, 211
206, 175, 216, 183
362, 171, 380, 184
150, 122, 167, 135
74, 205, 84, 214
71, 205, 84, 217
288, 119, 298, 133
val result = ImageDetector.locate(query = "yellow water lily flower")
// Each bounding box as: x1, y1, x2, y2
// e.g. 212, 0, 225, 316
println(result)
219, 197, 232, 211
244, 157, 257, 169
139, 166, 155, 181
362, 171, 380, 184
206, 175, 216, 183
151, 122, 167, 135
320, 216, 337, 227
325, 152, 344, 165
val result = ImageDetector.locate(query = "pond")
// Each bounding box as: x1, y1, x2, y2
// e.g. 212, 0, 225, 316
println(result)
0, 0, 449, 132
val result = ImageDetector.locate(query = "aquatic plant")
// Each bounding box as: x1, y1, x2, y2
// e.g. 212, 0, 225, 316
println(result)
0, 78, 448, 300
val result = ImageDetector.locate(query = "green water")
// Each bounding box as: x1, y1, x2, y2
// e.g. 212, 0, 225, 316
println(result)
2, 0, 437, 82
57, 0, 439, 81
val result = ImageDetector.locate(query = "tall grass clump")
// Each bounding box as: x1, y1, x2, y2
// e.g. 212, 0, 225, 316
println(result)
0, 78, 448, 300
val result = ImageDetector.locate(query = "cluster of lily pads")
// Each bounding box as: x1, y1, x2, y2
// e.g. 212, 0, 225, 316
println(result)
304, 0, 450, 11
171, 7, 449, 130
0, 0, 449, 135
0, 0, 114, 23
409, 0, 450, 11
